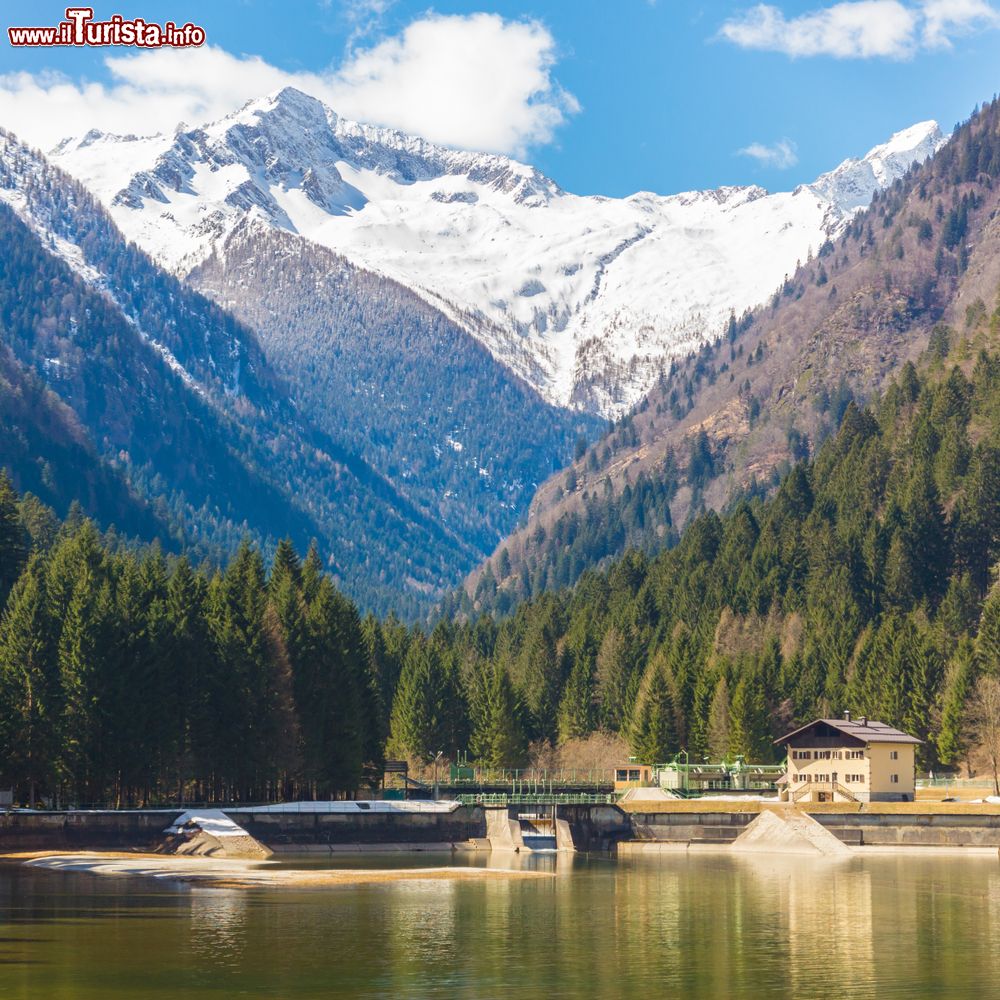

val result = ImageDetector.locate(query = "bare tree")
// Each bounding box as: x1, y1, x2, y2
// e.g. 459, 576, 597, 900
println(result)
967, 676, 1000, 796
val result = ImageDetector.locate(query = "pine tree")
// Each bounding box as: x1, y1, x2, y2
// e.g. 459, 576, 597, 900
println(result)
938, 572, 979, 641
469, 662, 526, 768
628, 653, 676, 764
511, 601, 565, 740
730, 671, 772, 762
557, 650, 595, 742
58, 568, 108, 803
0, 470, 27, 606
937, 639, 974, 766
706, 675, 732, 760
594, 627, 633, 732
688, 672, 713, 758
978, 584, 1000, 678
163, 556, 209, 798
312, 583, 366, 793
0, 555, 58, 806
206, 540, 272, 799
301, 541, 324, 605
387, 638, 444, 763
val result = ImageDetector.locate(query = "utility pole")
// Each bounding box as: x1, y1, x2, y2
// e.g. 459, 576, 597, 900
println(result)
433, 751, 443, 801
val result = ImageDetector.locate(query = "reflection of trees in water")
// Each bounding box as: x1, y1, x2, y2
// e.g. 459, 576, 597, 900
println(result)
610, 856, 872, 998
988, 867, 1000, 981
189, 890, 249, 969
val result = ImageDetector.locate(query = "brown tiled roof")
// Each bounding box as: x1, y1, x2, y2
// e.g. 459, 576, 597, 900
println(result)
774, 718, 922, 746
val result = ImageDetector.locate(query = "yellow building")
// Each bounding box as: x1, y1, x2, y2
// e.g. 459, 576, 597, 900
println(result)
775, 714, 920, 803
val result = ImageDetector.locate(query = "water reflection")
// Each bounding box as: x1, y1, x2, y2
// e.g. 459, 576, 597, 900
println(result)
2, 854, 1000, 999
188, 890, 248, 969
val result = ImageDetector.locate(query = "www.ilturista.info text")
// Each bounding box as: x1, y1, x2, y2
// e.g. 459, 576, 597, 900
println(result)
8, 7, 205, 48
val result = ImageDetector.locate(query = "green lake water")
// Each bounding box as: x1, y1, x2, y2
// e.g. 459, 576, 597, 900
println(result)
2, 851, 999, 998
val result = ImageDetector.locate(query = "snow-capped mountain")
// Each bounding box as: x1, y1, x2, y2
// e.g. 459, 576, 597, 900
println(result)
51, 87, 946, 416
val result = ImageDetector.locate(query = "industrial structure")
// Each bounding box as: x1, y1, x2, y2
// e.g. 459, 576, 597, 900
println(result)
613, 755, 785, 796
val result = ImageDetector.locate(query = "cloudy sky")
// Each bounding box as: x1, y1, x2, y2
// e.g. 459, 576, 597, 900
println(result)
1, 1, 998, 196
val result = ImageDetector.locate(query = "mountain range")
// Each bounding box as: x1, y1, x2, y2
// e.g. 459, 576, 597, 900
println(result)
0, 88, 955, 614
52, 87, 943, 416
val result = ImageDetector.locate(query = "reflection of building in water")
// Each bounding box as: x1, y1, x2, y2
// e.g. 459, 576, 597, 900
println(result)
785, 862, 874, 996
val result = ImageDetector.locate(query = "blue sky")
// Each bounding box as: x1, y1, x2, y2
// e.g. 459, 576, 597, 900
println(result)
1, 1, 998, 197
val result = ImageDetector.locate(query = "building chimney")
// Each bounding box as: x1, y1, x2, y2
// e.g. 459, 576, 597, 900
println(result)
860, 716, 867, 727
844, 710, 852, 722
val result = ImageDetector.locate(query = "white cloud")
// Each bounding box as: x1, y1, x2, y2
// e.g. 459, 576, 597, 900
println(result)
337, 0, 397, 48
718, 0, 998, 58
921, 0, 1000, 46
738, 138, 799, 168
0, 13, 577, 157
328, 15, 579, 154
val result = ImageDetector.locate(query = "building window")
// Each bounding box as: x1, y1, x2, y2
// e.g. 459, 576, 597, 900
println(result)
890, 751, 899, 760
847, 750, 864, 760
793, 750, 812, 760
890, 774, 899, 784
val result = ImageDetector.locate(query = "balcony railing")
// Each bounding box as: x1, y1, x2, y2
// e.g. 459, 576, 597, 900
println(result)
791, 781, 859, 803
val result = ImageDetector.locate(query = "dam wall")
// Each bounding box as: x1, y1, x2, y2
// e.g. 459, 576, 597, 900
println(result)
0, 809, 180, 851
233, 804, 486, 850
622, 804, 1000, 850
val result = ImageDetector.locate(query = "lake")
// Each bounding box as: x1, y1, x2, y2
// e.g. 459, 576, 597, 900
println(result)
1, 851, 999, 998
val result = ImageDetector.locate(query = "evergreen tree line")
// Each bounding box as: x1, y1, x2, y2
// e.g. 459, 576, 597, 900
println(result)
0, 493, 384, 807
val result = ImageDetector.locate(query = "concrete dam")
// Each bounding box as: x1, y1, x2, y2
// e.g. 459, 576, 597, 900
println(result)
5, 799, 1000, 855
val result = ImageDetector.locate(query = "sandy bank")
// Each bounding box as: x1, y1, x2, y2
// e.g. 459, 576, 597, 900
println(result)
19, 852, 554, 889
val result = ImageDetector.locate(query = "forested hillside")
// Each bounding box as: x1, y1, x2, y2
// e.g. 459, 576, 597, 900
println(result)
3, 328, 1000, 804
190, 221, 598, 557
467, 96, 1000, 613
0, 343, 162, 542
434, 335, 1000, 771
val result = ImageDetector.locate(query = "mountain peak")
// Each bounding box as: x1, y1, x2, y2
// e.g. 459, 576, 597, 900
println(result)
806, 119, 946, 213
229, 85, 331, 130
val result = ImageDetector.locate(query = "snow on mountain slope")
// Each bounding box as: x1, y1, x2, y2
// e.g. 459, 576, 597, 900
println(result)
50, 88, 946, 416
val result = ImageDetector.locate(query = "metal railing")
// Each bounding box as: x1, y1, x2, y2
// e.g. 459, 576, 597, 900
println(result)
456, 792, 615, 806
446, 767, 615, 786
917, 778, 996, 789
